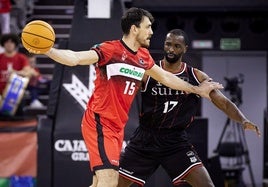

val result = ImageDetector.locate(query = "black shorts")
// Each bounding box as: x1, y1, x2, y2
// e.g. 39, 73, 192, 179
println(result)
119, 127, 203, 186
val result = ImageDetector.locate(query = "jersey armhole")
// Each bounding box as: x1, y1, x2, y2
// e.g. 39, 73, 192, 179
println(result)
91, 48, 102, 63
91, 42, 115, 66
191, 68, 201, 84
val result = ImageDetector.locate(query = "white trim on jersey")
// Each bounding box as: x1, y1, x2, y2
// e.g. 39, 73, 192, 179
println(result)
106, 63, 145, 81
159, 60, 187, 75
172, 162, 202, 182
119, 170, 146, 185
191, 67, 201, 85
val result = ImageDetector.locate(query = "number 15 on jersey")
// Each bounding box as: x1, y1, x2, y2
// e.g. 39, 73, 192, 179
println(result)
124, 81, 136, 95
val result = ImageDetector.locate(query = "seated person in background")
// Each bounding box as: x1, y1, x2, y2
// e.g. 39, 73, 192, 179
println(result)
26, 53, 45, 108
0, 33, 32, 115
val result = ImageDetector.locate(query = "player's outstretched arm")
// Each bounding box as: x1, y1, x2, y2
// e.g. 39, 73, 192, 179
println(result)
195, 68, 261, 137
145, 64, 223, 99
45, 48, 99, 66
210, 89, 261, 137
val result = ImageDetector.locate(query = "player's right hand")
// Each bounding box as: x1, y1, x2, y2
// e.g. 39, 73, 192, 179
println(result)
197, 79, 224, 99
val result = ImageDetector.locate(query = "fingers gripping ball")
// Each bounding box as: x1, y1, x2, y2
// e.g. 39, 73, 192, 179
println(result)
21, 20, 55, 54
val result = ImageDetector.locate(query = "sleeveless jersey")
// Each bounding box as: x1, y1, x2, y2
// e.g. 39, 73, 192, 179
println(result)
85, 40, 154, 131
140, 60, 200, 130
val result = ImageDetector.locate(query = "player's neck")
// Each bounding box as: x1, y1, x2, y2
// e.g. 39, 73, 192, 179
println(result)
163, 59, 183, 73
122, 36, 140, 52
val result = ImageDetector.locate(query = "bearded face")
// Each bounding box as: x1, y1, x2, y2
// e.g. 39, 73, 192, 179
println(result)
135, 16, 153, 48
164, 52, 182, 63
136, 32, 151, 48
163, 34, 187, 64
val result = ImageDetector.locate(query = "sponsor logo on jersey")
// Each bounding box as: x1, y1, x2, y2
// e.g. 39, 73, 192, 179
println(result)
54, 139, 89, 161
190, 156, 198, 163
121, 51, 127, 61
119, 67, 143, 78
151, 86, 185, 96
186, 151, 198, 163
150, 76, 189, 96
186, 151, 195, 157
119, 167, 134, 175
139, 58, 144, 65
107, 63, 145, 81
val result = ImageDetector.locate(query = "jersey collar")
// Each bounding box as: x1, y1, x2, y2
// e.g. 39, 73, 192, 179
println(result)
120, 39, 137, 55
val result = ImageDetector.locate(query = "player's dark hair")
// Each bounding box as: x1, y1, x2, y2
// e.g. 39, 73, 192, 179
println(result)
121, 7, 154, 35
0, 33, 20, 47
168, 29, 189, 46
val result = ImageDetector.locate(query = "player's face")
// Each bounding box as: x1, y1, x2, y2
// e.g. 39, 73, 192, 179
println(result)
4, 39, 16, 53
164, 34, 187, 63
136, 16, 153, 48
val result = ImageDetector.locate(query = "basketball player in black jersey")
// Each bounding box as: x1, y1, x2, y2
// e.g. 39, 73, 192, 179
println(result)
117, 29, 261, 187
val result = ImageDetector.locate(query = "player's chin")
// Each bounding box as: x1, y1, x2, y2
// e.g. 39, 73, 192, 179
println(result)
141, 40, 150, 48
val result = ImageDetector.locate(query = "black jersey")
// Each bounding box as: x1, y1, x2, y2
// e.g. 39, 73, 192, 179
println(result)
140, 60, 200, 130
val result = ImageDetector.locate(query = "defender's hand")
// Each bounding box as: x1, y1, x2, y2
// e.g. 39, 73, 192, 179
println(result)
197, 79, 223, 99
242, 121, 261, 137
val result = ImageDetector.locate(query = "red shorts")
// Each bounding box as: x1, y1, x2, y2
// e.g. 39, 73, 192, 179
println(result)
81, 109, 124, 173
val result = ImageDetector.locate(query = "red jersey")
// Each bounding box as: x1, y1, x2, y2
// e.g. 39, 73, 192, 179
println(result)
86, 40, 154, 131
0, 0, 11, 13
0, 53, 29, 94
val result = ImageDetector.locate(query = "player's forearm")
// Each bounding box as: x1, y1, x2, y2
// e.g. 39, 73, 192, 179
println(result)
146, 65, 217, 97
226, 103, 249, 124
160, 71, 199, 94
45, 48, 81, 66
211, 95, 248, 125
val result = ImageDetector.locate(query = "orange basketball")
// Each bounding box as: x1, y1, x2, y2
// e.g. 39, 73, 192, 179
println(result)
21, 20, 55, 54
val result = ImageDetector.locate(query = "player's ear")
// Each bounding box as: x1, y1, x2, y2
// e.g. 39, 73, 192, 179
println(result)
131, 25, 138, 35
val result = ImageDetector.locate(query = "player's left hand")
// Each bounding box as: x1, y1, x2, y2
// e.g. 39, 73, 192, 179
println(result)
242, 121, 261, 137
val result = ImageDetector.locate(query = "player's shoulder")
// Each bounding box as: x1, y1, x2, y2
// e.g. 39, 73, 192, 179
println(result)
138, 47, 153, 60
138, 47, 150, 54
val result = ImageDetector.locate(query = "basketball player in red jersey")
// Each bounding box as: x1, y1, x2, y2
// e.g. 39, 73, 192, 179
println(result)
44, 8, 223, 187
117, 29, 261, 187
